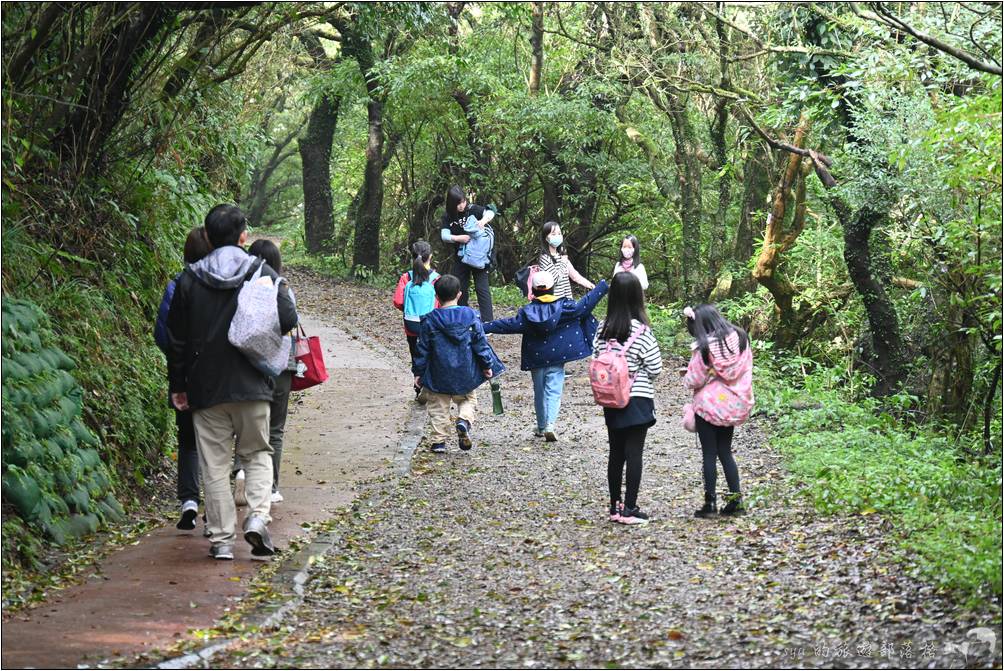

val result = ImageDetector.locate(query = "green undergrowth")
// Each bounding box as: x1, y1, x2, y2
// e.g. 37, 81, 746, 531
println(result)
756, 362, 1003, 604
1, 170, 217, 579
267, 230, 398, 290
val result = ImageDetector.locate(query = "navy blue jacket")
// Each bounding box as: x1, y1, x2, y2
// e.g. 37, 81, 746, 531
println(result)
413, 306, 505, 395
484, 280, 608, 371
154, 273, 181, 354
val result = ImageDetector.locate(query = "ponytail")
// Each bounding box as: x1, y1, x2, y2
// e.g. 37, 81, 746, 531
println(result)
411, 240, 432, 286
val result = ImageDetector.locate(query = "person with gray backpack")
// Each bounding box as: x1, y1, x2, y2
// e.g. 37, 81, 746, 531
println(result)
167, 204, 298, 560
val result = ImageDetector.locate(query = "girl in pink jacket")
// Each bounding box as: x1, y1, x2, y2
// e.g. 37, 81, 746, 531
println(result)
682, 304, 754, 517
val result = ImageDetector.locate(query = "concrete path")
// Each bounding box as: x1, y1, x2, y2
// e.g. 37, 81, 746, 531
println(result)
0, 314, 413, 669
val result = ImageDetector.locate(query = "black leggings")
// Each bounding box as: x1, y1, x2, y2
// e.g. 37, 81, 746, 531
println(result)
453, 259, 493, 322
406, 334, 419, 367
607, 425, 648, 509
696, 414, 741, 499
176, 409, 200, 503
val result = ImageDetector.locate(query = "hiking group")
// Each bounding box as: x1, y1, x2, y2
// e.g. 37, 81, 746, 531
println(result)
155, 189, 755, 561
156, 204, 299, 561
396, 186, 755, 526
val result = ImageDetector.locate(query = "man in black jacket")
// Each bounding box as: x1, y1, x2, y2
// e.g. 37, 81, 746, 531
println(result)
167, 204, 298, 560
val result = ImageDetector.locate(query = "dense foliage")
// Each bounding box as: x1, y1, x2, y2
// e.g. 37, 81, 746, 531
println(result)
1, 2, 1000, 600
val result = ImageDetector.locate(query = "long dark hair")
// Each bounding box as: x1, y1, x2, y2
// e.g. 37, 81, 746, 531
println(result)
686, 303, 748, 364
445, 185, 466, 217
183, 227, 211, 264
248, 239, 282, 274
621, 234, 641, 266
600, 272, 649, 342
410, 240, 432, 286
540, 220, 566, 257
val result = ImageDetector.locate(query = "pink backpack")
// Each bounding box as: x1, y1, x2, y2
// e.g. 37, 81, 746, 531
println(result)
589, 325, 648, 408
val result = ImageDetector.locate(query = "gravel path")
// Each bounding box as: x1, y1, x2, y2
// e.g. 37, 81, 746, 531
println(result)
212, 270, 1001, 669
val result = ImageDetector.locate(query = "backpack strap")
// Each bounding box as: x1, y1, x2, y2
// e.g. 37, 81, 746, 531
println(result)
607, 323, 647, 356
623, 323, 648, 351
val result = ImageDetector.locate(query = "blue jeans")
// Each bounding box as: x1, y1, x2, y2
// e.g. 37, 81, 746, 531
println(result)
531, 365, 566, 431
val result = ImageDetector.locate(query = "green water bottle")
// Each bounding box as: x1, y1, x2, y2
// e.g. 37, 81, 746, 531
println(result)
490, 380, 504, 415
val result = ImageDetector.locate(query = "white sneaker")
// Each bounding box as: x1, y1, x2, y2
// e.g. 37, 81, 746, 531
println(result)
270, 490, 284, 504
233, 470, 248, 507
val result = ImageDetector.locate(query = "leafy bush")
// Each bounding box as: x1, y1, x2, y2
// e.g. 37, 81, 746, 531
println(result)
757, 363, 1003, 601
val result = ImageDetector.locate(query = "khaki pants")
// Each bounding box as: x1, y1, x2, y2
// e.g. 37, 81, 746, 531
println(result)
193, 401, 272, 545
425, 390, 477, 444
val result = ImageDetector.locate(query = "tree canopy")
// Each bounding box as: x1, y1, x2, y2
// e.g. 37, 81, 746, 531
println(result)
3, 1, 1001, 442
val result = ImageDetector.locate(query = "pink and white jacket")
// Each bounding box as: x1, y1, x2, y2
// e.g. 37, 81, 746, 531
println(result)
683, 331, 754, 427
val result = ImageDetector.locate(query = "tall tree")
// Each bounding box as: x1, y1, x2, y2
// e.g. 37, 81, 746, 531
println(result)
297, 32, 341, 254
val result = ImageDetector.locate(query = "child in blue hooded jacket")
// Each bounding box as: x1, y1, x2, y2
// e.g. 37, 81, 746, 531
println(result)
412, 274, 505, 453
484, 270, 608, 441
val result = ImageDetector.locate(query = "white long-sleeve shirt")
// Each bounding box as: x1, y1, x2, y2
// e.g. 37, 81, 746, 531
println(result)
613, 262, 649, 291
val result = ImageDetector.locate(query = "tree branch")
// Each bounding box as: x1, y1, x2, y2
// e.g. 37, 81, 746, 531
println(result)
859, 2, 1003, 76
734, 105, 837, 187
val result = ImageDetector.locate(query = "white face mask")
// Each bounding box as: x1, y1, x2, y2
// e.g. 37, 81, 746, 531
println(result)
548, 235, 563, 248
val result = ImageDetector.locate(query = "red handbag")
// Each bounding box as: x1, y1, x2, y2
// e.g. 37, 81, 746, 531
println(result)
290, 324, 329, 391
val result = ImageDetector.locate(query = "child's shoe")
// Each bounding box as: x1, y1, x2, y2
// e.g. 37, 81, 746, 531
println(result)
543, 426, 557, 442
609, 501, 623, 522
617, 505, 649, 525
430, 442, 447, 453
456, 419, 473, 451
533, 428, 545, 438
694, 496, 717, 518
721, 494, 745, 516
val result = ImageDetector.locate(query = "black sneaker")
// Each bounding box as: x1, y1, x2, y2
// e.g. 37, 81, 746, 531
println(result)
456, 419, 473, 451
176, 500, 198, 530
694, 499, 718, 518
721, 495, 745, 516
617, 506, 649, 525
430, 442, 447, 453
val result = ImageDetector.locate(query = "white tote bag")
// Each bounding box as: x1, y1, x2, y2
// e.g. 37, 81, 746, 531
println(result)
228, 263, 291, 376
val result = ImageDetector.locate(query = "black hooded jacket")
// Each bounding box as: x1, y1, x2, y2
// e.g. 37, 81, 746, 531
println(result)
167, 245, 298, 409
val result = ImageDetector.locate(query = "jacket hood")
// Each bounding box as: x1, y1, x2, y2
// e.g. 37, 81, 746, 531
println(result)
521, 300, 566, 333
427, 306, 478, 343
188, 246, 259, 289
705, 331, 749, 383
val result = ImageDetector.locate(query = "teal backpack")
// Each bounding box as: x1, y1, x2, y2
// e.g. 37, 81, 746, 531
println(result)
403, 270, 440, 320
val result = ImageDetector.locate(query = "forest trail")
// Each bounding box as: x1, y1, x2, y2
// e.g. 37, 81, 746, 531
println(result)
197, 270, 997, 670
2, 270, 999, 669
0, 302, 415, 669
